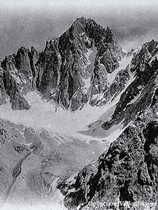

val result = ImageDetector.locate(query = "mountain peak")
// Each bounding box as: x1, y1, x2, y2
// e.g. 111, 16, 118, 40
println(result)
73, 16, 87, 24
66, 17, 115, 49
35, 17, 124, 110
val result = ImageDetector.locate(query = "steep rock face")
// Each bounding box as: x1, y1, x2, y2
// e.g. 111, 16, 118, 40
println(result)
102, 40, 158, 130
1, 46, 39, 110
29, 46, 39, 89
0, 67, 7, 105
15, 47, 32, 78
90, 58, 133, 106
2, 67, 30, 110
2, 46, 39, 93
36, 17, 124, 111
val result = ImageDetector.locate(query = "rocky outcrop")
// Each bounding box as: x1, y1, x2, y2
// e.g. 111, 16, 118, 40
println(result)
29, 46, 39, 89
102, 40, 158, 129
2, 67, 30, 110
15, 47, 32, 78
0, 46, 39, 110
0, 67, 7, 105
1, 46, 39, 93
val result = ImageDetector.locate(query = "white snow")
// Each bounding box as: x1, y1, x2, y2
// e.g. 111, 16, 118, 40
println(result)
2, 194, 67, 210
10, 72, 21, 85
82, 48, 96, 94
1, 174, 67, 210
85, 49, 92, 66
90, 92, 104, 102
127, 91, 142, 105
111, 71, 136, 103
0, 91, 112, 141
107, 55, 133, 86
82, 77, 91, 93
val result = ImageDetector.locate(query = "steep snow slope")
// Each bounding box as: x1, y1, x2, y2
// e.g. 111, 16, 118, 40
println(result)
106, 54, 133, 86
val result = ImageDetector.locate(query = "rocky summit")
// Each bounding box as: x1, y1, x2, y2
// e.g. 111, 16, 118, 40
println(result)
0, 17, 158, 210
36, 17, 124, 111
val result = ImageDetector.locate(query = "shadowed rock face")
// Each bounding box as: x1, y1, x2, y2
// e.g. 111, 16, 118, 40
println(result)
1, 46, 39, 93
0, 67, 7, 105
102, 40, 158, 129
1, 55, 30, 110
0, 46, 39, 110
57, 40, 158, 209
15, 47, 32, 77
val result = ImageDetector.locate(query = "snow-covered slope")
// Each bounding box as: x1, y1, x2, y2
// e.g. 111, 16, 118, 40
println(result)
0, 91, 111, 140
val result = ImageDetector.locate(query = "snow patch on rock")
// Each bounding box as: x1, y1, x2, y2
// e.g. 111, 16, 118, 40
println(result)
107, 55, 133, 86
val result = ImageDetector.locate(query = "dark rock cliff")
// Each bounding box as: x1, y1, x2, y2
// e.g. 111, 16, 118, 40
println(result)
1, 46, 39, 110
0, 67, 7, 105
103, 40, 158, 129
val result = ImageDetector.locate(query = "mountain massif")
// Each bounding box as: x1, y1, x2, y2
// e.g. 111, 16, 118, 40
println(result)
0, 17, 125, 111
0, 17, 158, 210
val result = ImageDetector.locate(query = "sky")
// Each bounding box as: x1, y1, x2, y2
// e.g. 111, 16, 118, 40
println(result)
0, 0, 158, 57
1, 0, 158, 10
